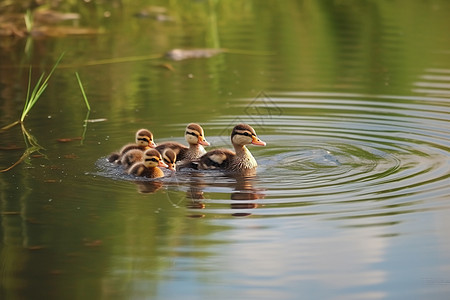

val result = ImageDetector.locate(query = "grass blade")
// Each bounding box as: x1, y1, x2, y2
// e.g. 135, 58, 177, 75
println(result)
19, 53, 64, 122
21, 67, 33, 121
75, 72, 91, 111
21, 73, 45, 122
24, 9, 33, 33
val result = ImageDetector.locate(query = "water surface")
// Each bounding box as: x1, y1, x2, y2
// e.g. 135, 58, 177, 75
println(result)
1, 1, 450, 299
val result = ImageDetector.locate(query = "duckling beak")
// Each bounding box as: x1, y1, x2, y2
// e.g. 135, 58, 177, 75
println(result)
198, 137, 210, 146
158, 160, 169, 168
251, 136, 266, 146
168, 164, 176, 171
149, 141, 157, 148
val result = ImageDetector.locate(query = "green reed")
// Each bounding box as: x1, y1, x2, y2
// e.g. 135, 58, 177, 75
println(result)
0, 54, 64, 172
21, 54, 64, 122
75, 72, 91, 111
75, 72, 91, 145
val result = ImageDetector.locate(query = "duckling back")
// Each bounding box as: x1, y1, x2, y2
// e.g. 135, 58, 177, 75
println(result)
197, 149, 235, 170
120, 149, 144, 169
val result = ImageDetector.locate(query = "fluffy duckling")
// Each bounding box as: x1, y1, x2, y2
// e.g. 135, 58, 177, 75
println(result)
162, 148, 177, 171
197, 124, 266, 172
120, 149, 144, 169
156, 123, 209, 168
128, 149, 168, 178
108, 129, 156, 163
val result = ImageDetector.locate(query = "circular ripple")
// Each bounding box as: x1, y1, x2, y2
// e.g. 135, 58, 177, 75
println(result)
95, 92, 450, 219
196, 92, 450, 217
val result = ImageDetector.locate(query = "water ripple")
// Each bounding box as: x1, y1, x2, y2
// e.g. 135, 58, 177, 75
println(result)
196, 92, 450, 219
95, 92, 449, 221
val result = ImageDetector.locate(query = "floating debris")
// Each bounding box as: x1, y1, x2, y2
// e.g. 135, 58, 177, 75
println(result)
27, 245, 46, 251
166, 48, 224, 61
158, 63, 175, 71
34, 10, 80, 24
84, 239, 103, 247
0, 10, 99, 38
1, 211, 20, 215
57, 137, 82, 143
0, 145, 23, 150
64, 153, 79, 159
86, 118, 107, 123
44, 179, 58, 183
134, 6, 173, 22
30, 26, 102, 38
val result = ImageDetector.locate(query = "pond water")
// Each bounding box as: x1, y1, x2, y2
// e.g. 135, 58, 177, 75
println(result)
1, 1, 450, 299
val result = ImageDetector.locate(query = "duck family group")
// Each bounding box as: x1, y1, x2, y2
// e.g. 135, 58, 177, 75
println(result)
107, 123, 266, 179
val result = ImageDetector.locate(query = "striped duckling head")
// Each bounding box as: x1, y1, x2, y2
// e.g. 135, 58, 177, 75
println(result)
143, 149, 168, 169
162, 149, 177, 171
136, 129, 156, 148
231, 124, 266, 147
184, 123, 210, 146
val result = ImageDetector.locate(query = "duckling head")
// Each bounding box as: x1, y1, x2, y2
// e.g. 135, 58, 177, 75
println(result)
136, 129, 156, 148
231, 124, 266, 147
185, 123, 210, 146
162, 149, 177, 171
143, 149, 168, 168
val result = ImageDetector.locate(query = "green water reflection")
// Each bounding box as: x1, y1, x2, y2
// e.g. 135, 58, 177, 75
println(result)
1, 0, 450, 299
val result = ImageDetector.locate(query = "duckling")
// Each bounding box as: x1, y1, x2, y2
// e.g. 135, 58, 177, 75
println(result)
120, 149, 144, 169
156, 123, 209, 168
197, 124, 266, 172
108, 129, 156, 163
161, 148, 177, 171
128, 149, 168, 179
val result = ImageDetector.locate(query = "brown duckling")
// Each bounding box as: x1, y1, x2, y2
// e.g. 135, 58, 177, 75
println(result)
120, 149, 144, 169
161, 148, 177, 171
108, 129, 156, 163
197, 124, 266, 172
156, 123, 209, 168
127, 149, 168, 179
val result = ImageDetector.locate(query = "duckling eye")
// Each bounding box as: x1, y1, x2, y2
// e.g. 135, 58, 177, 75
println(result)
138, 137, 150, 142
243, 132, 251, 137
145, 158, 158, 162
186, 131, 198, 137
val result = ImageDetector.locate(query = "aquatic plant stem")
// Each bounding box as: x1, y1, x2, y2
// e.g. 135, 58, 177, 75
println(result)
24, 9, 33, 33
75, 72, 91, 145
75, 72, 91, 111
